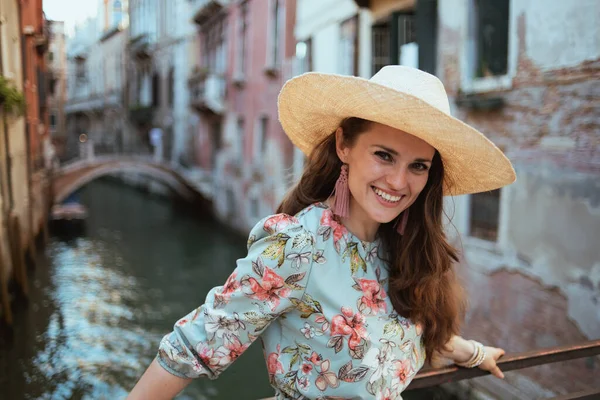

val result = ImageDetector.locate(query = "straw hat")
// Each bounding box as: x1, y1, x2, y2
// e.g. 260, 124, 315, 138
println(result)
277, 65, 516, 196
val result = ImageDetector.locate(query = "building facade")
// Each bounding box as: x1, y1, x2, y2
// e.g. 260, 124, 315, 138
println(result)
127, 0, 191, 163
434, 0, 600, 397
193, 0, 298, 231
348, 0, 600, 397
0, 0, 51, 325
47, 20, 68, 159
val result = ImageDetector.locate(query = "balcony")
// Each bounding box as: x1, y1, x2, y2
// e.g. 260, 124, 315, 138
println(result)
190, 0, 228, 25
188, 70, 226, 114
129, 34, 153, 60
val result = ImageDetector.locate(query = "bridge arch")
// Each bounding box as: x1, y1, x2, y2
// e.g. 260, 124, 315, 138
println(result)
53, 159, 210, 205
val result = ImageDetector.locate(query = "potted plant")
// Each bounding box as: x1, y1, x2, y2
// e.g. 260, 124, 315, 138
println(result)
0, 76, 26, 116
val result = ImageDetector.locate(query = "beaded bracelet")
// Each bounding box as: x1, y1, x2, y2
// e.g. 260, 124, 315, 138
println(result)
457, 340, 486, 368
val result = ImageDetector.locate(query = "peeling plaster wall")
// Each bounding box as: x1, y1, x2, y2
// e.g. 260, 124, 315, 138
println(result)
439, 0, 600, 396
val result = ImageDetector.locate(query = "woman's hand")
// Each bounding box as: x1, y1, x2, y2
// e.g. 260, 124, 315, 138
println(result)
478, 345, 505, 379
437, 336, 506, 379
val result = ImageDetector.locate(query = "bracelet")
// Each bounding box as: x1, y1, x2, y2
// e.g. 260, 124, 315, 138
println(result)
457, 340, 486, 368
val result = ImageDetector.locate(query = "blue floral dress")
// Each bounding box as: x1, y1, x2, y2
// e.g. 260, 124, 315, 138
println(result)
157, 203, 426, 399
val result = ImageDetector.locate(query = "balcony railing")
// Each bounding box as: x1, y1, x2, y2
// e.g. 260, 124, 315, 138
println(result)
189, 71, 226, 114
190, 0, 228, 25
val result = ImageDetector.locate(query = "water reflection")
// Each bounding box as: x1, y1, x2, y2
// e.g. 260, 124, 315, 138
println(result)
1, 179, 274, 399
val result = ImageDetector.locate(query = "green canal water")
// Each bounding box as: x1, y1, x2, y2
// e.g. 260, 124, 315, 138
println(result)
0, 179, 453, 399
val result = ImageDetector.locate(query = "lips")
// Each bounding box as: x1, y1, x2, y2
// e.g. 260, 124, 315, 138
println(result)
372, 186, 403, 203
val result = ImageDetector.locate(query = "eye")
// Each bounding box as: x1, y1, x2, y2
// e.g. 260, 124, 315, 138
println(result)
410, 162, 429, 172
375, 151, 393, 163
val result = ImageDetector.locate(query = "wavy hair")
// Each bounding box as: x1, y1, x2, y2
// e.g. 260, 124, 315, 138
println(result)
277, 117, 465, 359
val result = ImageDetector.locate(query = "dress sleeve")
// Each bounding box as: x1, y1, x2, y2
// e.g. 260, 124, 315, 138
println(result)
156, 214, 315, 379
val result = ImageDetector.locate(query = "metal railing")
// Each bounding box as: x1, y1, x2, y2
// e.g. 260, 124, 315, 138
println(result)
406, 339, 600, 398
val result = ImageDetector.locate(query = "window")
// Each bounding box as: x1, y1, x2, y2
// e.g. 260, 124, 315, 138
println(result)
259, 116, 268, 154
203, 18, 226, 73
211, 121, 222, 168
236, 1, 248, 77
472, 0, 509, 78
371, 23, 390, 74
49, 52, 54, 62
339, 15, 359, 76
237, 116, 245, 158
152, 72, 160, 107
266, 0, 282, 68
50, 113, 57, 129
371, 12, 417, 75
168, 67, 175, 107
254, 115, 268, 160
295, 38, 312, 73
469, 189, 500, 241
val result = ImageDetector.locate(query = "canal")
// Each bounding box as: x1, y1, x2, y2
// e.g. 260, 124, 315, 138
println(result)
0, 179, 453, 399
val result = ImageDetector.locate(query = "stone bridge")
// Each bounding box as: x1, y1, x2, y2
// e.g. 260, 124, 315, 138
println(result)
52, 156, 213, 205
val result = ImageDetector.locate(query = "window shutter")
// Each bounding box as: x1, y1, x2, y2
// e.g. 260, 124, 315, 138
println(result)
416, 0, 438, 75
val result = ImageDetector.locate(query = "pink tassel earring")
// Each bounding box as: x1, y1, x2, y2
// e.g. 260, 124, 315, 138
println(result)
397, 208, 409, 235
332, 164, 350, 218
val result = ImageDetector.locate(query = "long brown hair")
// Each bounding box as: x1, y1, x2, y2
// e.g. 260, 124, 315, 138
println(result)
277, 117, 465, 359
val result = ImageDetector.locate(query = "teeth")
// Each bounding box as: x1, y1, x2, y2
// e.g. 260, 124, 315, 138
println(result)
374, 188, 402, 202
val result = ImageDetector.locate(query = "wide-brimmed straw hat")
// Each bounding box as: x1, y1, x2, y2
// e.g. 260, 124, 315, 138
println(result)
277, 65, 516, 196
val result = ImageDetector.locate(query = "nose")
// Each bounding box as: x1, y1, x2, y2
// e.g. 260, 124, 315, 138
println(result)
386, 166, 409, 191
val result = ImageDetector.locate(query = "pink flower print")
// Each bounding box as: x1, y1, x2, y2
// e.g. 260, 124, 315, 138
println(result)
392, 359, 414, 386
301, 322, 315, 339
330, 306, 368, 350
243, 266, 291, 311
266, 344, 284, 378
319, 209, 347, 250
300, 362, 313, 375
196, 342, 222, 370
315, 315, 330, 333
355, 278, 388, 315
176, 318, 188, 326
215, 272, 240, 304
214, 334, 250, 366
263, 214, 299, 235
376, 388, 399, 400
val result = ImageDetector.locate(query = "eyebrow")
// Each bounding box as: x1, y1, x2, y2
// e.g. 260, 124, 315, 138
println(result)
374, 145, 433, 163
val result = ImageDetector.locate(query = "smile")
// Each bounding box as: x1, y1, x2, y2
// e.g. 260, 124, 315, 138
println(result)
372, 187, 403, 203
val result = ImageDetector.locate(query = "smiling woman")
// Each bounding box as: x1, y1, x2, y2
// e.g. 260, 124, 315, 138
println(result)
128, 66, 514, 400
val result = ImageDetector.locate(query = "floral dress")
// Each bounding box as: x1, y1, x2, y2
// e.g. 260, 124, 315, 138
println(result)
157, 203, 426, 399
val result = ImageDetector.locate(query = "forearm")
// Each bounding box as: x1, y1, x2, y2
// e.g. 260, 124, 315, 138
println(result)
438, 335, 475, 364
128, 358, 192, 400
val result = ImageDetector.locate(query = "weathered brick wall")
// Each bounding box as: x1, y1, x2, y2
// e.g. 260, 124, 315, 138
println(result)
438, 1, 600, 397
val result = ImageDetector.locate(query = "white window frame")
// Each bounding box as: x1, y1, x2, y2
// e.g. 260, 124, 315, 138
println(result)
234, 1, 248, 82
265, 0, 284, 70
253, 114, 268, 161
457, 186, 510, 251
460, 0, 518, 93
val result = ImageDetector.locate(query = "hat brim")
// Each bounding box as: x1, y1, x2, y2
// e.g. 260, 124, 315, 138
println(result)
278, 72, 516, 196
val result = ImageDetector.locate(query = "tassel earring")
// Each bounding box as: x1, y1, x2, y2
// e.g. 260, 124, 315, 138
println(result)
396, 208, 409, 235
332, 164, 350, 218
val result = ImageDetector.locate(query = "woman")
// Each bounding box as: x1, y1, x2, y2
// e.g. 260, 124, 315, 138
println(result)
128, 66, 515, 399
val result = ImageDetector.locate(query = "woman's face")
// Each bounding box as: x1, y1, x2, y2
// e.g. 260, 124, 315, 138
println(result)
336, 122, 435, 225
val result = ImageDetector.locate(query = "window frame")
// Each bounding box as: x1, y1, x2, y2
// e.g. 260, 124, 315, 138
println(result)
461, 0, 516, 93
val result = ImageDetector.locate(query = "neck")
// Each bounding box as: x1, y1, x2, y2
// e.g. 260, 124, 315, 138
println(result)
337, 198, 380, 242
